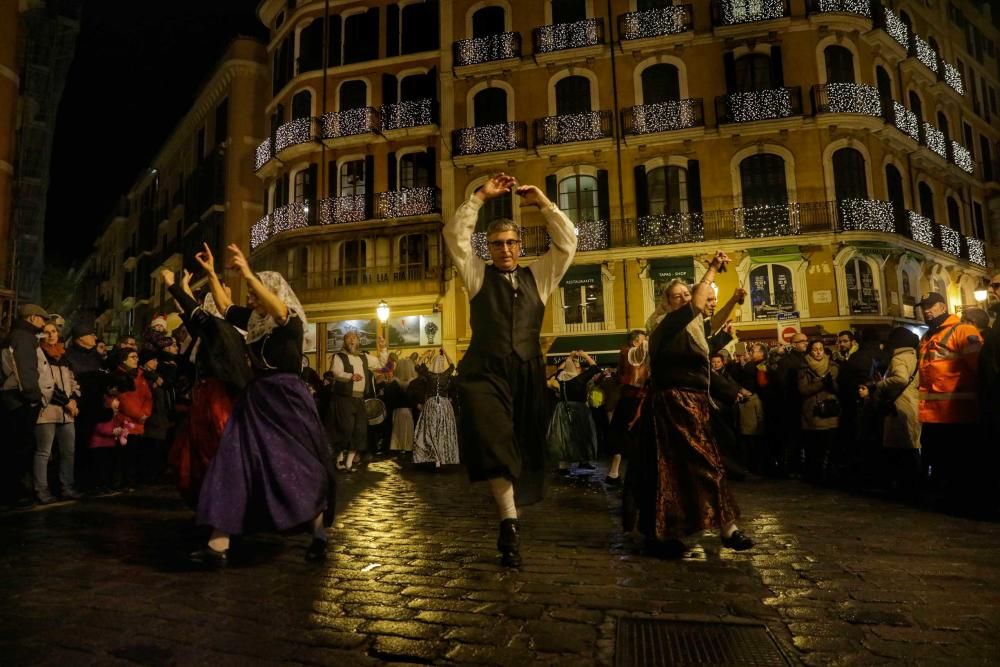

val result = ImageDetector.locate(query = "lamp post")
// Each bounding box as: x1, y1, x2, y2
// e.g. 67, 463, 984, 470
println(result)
376, 299, 390, 340
974, 287, 989, 304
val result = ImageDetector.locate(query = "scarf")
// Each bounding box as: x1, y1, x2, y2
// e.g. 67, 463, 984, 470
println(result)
245, 271, 309, 344
41, 341, 66, 362
805, 353, 829, 377
925, 311, 949, 331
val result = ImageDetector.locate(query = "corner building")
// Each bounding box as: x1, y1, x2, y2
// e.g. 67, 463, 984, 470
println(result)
252, 0, 999, 368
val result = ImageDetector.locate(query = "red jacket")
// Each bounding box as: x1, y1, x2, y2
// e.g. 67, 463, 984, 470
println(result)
918, 315, 981, 424
117, 369, 152, 436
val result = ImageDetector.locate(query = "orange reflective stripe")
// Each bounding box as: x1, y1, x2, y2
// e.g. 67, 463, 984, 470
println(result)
919, 392, 977, 400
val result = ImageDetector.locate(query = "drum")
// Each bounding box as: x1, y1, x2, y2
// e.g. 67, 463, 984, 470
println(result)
365, 398, 387, 426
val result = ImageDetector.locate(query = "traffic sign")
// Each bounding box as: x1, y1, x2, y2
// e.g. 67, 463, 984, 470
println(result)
776, 311, 801, 343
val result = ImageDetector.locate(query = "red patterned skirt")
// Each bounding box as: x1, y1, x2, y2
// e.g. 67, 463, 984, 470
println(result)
169, 378, 235, 508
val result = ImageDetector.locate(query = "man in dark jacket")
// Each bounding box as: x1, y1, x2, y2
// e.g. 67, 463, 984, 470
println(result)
836, 328, 885, 483
776, 333, 808, 475
977, 274, 1000, 516
1, 304, 49, 506
66, 322, 114, 491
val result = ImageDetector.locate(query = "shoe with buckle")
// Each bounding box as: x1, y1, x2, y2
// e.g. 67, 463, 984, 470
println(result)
497, 518, 521, 568
721, 529, 754, 551
188, 546, 228, 568
305, 537, 328, 562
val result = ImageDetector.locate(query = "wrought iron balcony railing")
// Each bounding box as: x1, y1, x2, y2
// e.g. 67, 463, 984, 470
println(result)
712, 0, 790, 26
910, 36, 939, 74
875, 6, 909, 50
575, 220, 611, 252
811, 83, 881, 117
940, 224, 961, 256
289, 265, 443, 294
943, 63, 964, 95
889, 102, 920, 142
320, 107, 379, 140
255, 137, 274, 172
618, 5, 693, 40
622, 99, 704, 134
638, 213, 705, 246
923, 123, 947, 159
375, 187, 441, 219
715, 87, 802, 124
533, 18, 604, 54
452, 32, 521, 67
906, 211, 935, 246
966, 238, 986, 266
319, 194, 367, 225
452, 121, 528, 156
380, 99, 437, 131
275, 117, 313, 152
951, 142, 974, 174
835, 198, 896, 233
804, 0, 871, 18
534, 110, 612, 145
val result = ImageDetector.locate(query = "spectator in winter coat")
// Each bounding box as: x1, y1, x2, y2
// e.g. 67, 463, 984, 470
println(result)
798, 340, 839, 483
139, 349, 170, 484
65, 322, 112, 491
88, 391, 130, 494
33, 323, 83, 503
114, 348, 152, 488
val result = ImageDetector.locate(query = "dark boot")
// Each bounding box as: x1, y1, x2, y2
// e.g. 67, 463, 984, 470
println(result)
497, 518, 521, 568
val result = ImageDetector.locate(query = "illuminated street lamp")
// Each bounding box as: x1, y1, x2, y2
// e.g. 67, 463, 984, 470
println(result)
376, 300, 390, 324
974, 287, 988, 303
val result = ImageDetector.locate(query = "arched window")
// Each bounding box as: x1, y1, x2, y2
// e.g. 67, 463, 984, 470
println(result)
340, 240, 367, 285
908, 90, 923, 126
472, 6, 505, 36
475, 187, 513, 232
876, 66, 893, 102
901, 270, 912, 302
739, 154, 790, 236
291, 90, 312, 120
401, 1, 438, 54
641, 64, 680, 104
918, 182, 935, 221
885, 164, 905, 210
647, 165, 688, 215
339, 80, 367, 111
293, 165, 317, 202
343, 9, 378, 64
398, 233, 430, 278
937, 111, 951, 147
824, 45, 855, 84
832, 148, 868, 200
555, 75, 591, 115
400, 152, 432, 189
400, 73, 433, 102
946, 196, 961, 231
552, 0, 587, 24
339, 160, 366, 197
297, 20, 324, 73
734, 54, 771, 92
844, 257, 880, 314
749, 263, 795, 320
473, 87, 508, 126
558, 174, 600, 224
270, 103, 285, 136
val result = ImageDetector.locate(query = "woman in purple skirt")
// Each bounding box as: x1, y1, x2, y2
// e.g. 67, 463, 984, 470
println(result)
188, 243, 335, 566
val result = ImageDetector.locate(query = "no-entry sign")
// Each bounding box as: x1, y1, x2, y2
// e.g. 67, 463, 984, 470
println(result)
776, 311, 801, 343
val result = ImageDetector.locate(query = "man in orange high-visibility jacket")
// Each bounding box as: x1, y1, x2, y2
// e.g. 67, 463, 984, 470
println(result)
917, 292, 982, 509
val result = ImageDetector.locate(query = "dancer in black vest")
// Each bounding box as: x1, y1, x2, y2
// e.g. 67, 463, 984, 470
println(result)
331, 331, 385, 471
444, 173, 577, 567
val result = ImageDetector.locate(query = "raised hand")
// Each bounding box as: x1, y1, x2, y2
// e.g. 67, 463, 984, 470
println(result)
475, 173, 516, 202
180, 270, 194, 299
514, 184, 551, 209
194, 243, 216, 275
227, 243, 252, 278
710, 250, 732, 269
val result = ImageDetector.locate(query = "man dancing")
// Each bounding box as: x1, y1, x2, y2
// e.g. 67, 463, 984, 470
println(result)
444, 173, 576, 567
331, 332, 386, 472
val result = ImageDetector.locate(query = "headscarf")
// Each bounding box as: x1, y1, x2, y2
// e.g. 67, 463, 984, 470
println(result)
430, 354, 449, 375
394, 358, 417, 388
557, 356, 582, 382
201, 292, 222, 319
245, 271, 308, 344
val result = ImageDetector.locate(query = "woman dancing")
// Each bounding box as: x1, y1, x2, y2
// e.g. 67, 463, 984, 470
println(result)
412, 350, 460, 468
189, 243, 336, 566
635, 251, 753, 557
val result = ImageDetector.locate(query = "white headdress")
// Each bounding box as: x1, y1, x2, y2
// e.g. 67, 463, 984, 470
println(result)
430, 354, 449, 375
245, 271, 309, 344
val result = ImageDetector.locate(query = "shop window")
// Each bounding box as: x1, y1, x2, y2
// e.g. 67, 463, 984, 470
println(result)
844, 257, 880, 314
749, 263, 795, 320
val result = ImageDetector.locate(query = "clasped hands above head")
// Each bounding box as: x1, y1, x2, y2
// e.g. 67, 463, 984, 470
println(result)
475, 172, 550, 209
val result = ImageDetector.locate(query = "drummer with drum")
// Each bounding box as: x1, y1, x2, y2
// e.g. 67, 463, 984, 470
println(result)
331, 331, 388, 472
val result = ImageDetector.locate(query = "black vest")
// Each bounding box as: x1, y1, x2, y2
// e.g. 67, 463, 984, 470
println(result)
333, 352, 373, 398
468, 265, 544, 361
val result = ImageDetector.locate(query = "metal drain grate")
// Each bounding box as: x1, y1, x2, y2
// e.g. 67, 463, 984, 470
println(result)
615, 618, 794, 666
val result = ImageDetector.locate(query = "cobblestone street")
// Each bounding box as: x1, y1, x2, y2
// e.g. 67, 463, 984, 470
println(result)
2, 460, 999, 666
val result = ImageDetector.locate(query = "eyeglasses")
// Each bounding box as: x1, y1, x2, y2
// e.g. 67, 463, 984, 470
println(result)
488, 239, 521, 250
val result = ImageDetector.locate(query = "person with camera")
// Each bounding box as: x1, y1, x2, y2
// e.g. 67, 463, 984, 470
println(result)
33, 321, 83, 503
798, 340, 840, 484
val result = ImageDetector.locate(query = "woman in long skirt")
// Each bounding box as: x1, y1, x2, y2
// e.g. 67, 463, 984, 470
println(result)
547, 351, 601, 470
384, 358, 418, 454
412, 351, 460, 467
634, 251, 753, 557
188, 244, 336, 566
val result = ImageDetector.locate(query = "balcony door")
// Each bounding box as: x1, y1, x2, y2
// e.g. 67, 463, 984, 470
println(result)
551, 0, 586, 24
472, 6, 505, 36
400, 152, 433, 190
555, 76, 591, 115
398, 233, 430, 280
558, 174, 600, 224
833, 148, 868, 200
824, 46, 855, 84
473, 87, 508, 126
647, 166, 688, 215
739, 154, 790, 236
734, 54, 771, 92
340, 80, 367, 111
641, 64, 680, 104
340, 240, 367, 286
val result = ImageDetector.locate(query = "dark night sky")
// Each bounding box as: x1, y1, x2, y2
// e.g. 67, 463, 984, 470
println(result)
46, 0, 268, 265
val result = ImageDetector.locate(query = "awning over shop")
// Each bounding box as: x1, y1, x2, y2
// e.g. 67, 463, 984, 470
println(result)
749, 245, 802, 264
559, 264, 602, 287
647, 257, 695, 284
546, 332, 627, 365
848, 242, 895, 258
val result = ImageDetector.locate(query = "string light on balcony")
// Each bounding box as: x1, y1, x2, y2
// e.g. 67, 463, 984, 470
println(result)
321, 107, 376, 140
893, 103, 920, 142
721, 0, 785, 25
735, 203, 800, 239
255, 139, 273, 171
454, 32, 519, 66
914, 37, 939, 73
824, 83, 881, 116
726, 89, 793, 123
923, 123, 947, 158
967, 238, 986, 266
882, 8, 909, 49
540, 112, 607, 145
944, 63, 964, 95
637, 213, 705, 246
574, 220, 610, 252
377, 187, 438, 219
381, 99, 433, 131
839, 199, 895, 233
455, 122, 521, 155
320, 195, 366, 225
939, 225, 961, 256
813, 0, 871, 17
275, 117, 313, 152
907, 211, 934, 246
250, 214, 272, 250
951, 142, 974, 173
535, 19, 601, 53
630, 99, 700, 134
621, 6, 691, 40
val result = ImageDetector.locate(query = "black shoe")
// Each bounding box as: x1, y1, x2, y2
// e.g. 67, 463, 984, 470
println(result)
12, 496, 36, 509
648, 539, 687, 559
305, 537, 328, 562
577, 462, 597, 470
188, 546, 228, 568
35, 493, 57, 506
497, 518, 521, 568
721, 530, 754, 551
604, 475, 623, 487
